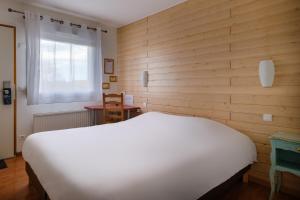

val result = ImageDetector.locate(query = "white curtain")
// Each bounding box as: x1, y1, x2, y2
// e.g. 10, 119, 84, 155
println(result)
25, 11, 102, 105
25, 11, 41, 105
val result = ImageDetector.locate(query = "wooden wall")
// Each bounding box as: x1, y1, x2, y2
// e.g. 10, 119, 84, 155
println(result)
118, 0, 300, 195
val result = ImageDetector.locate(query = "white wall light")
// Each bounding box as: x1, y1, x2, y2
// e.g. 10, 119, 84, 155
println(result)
259, 60, 275, 88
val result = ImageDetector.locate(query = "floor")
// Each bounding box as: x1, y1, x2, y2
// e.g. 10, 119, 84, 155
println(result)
0, 156, 39, 200
0, 156, 298, 200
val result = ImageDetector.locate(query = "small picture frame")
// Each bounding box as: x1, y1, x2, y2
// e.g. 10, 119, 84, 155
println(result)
102, 82, 110, 90
109, 76, 118, 82
104, 58, 114, 74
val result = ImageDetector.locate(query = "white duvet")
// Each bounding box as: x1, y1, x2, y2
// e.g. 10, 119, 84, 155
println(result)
23, 112, 256, 200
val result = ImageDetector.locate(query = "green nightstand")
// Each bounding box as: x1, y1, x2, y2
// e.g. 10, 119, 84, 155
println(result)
269, 132, 300, 200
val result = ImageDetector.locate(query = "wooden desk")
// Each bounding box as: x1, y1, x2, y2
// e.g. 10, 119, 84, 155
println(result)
84, 105, 141, 125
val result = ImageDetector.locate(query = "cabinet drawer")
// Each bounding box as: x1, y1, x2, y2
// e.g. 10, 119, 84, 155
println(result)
272, 139, 300, 153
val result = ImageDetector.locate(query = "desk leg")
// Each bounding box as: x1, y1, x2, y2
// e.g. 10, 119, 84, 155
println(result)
89, 110, 93, 126
94, 110, 97, 125
269, 167, 276, 200
127, 110, 130, 119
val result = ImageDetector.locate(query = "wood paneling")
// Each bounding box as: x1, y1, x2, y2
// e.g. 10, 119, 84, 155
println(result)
118, 0, 300, 196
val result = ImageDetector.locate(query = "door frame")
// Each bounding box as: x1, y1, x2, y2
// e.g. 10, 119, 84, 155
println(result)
0, 24, 17, 155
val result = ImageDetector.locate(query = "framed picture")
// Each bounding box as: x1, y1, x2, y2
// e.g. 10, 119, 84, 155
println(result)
109, 75, 118, 82
104, 58, 114, 74
102, 82, 110, 90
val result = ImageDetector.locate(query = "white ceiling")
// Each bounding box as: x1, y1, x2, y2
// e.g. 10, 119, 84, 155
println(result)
18, 0, 186, 27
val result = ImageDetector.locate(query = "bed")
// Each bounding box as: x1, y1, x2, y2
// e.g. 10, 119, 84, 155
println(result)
23, 112, 257, 200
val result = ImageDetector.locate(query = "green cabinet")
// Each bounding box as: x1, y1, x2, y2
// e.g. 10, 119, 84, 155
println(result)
269, 132, 300, 200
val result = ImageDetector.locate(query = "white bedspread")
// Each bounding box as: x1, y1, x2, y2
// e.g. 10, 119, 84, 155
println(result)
23, 112, 256, 200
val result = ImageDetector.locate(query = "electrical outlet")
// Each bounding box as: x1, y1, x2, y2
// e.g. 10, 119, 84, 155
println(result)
143, 102, 147, 108
262, 114, 272, 122
19, 135, 26, 140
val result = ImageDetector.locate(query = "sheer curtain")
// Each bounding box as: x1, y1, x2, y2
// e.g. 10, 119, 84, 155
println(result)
25, 11, 41, 105
25, 11, 102, 105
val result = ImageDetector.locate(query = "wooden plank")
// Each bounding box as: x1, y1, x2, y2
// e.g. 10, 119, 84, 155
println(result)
148, 78, 230, 87
231, 0, 299, 16
148, 86, 300, 96
231, 75, 300, 87
231, 53, 300, 69
148, 93, 230, 103
149, 35, 230, 57
234, 4, 300, 22
231, 10, 300, 34
148, 104, 230, 120
229, 104, 300, 118
231, 31, 300, 51
231, 21, 300, 45
148, 58, 230, 70
149, 27, 229, 50
231, 95, 300, 107
231, 112, 300, 129
243, 131, 270, 145
227, 120, 300, 135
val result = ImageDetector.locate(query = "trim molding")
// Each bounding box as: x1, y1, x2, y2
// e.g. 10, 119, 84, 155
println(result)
0, 24, 17, 155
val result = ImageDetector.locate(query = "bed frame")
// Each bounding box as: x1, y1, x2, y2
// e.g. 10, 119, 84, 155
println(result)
26, 162, 251, 200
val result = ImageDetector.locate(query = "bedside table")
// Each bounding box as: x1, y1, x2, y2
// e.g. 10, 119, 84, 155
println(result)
269, 132, 300, 200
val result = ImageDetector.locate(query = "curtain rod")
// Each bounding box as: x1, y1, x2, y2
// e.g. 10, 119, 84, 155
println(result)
8, 8, 108, 33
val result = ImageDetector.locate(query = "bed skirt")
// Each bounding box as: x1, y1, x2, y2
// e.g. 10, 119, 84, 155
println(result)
26, 162, 250, 200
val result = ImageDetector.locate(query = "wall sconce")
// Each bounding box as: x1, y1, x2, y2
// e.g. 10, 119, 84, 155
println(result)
142, 71, 149, 87
259, 60, 275, 88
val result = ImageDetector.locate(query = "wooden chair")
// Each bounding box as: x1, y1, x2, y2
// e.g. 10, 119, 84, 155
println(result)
102, 93, 124, 123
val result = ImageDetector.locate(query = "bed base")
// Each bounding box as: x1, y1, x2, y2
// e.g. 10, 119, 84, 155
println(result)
199, 165, 250, 200
26, 162, 250, 200
26, 163, 50, 200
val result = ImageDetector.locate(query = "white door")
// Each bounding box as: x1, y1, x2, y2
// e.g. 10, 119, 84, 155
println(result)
0, 25, 15, 159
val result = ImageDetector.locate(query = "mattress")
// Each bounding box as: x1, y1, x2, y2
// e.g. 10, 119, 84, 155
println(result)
23, 112, 256, 200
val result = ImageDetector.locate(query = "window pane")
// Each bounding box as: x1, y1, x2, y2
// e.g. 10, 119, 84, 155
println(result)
55, 41, 71, 82
40, 40, 55, 82
39, 39, 93, 98
72, 44, 88, 81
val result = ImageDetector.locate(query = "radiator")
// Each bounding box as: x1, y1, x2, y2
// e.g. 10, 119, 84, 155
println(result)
33, 110, 91, 133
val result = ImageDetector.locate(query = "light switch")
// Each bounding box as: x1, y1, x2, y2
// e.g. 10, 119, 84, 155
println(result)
263, 114, 273, 122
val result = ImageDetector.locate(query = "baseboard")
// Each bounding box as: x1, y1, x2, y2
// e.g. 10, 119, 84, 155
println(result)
249, 175, 269, 187
16, 152, 22, 156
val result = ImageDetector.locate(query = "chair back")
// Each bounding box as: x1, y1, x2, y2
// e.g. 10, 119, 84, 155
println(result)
102, 93, 124, 123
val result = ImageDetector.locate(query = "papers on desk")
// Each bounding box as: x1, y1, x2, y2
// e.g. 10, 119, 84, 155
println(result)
124, 95, 134, 105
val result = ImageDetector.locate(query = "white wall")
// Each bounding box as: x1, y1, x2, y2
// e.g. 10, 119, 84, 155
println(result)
0, 0, 118, 152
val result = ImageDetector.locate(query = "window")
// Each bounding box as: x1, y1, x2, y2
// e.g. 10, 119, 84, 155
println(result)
38, 37, 99, 103
25, 12, 102, 105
